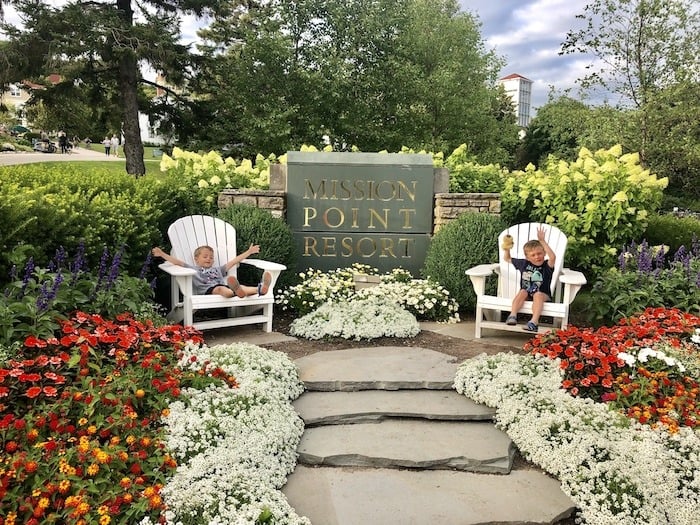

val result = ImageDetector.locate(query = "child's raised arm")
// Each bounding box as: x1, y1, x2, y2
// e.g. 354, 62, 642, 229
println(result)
223, 244, 261, 272
536, 226, 556, 267
152, 247, 185, 267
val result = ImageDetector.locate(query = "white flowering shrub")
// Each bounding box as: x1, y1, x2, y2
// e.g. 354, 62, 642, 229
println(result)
276, 264, 460, 323
159, 147, 276, 214
145, 341, 309, 525
454, 353, 700, 524
289, 296, 420, 340
502, 145, 668, 270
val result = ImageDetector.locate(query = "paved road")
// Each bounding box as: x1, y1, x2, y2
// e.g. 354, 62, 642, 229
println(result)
0, 147, 124, 166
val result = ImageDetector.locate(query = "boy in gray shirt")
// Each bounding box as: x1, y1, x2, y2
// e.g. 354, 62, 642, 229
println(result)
152, 244, 271, 297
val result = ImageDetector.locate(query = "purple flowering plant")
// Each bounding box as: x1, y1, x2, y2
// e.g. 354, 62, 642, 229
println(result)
587, 236, 700, 325
1, 244, 158, 355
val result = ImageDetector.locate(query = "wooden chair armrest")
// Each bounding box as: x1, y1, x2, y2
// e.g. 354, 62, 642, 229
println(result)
465, 263, 499, 278
559, 269, 587, 286
559, 268, 587, 304
158, 262, 196, 276
465, 263, 499, 296
240, 259, 287, 272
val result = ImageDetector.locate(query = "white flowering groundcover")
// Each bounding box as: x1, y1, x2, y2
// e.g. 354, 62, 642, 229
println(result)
140, 342, 310, 525
289, 296, 421, 340
454, 353, 700, 525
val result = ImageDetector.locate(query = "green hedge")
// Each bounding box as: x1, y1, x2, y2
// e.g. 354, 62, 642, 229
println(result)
643, 213, 700, 254
0, 165, 210, 283
217, 204, 298, 290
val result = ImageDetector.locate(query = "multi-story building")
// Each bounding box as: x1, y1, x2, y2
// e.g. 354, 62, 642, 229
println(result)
497, 73, 533, 128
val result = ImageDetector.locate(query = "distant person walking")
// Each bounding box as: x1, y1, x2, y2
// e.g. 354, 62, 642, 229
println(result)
58, 130, 68, 154
111, 135, 119, 157
102, 136, 111, 156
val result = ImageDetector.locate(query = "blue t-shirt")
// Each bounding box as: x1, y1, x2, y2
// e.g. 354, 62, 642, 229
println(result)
511, 258, 553, 297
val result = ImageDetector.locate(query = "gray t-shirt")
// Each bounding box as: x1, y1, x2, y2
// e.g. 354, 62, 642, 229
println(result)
185, 263, 228, 294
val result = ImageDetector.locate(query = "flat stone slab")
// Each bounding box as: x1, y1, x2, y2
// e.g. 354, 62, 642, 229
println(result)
294, 390, 495, 425
295, 347, 461, 391
283, 465, 576, 525
297, 419, 514, 473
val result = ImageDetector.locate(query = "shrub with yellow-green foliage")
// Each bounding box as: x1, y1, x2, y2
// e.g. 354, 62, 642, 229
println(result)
446, 143, 508, 193
0, 165, 165, 280
159, 147, 276, 214
502, 145, 668, 272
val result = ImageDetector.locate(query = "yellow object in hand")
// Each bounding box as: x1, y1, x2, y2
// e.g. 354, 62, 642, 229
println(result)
501, 234, 514, 250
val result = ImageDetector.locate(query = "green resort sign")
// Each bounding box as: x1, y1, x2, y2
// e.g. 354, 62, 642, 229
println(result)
286, 152, 434, 275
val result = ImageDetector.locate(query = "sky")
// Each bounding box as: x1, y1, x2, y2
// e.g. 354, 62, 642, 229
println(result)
457, 0, 593, 111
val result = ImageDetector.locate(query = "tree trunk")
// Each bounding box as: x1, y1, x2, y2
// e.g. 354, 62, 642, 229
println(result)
117, 0, 145, 176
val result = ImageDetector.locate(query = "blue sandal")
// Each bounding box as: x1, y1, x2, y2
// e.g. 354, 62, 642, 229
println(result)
505, 315, 517, 326
257, 271, 272, 295
524, 321, 538, 332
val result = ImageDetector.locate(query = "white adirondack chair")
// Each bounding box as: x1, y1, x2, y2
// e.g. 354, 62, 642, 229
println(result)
158, 215, 286, 331
465, 223, 586, 338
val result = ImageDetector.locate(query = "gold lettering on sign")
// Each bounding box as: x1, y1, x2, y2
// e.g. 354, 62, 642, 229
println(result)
367, 208, 389, 229
303, 207, 317, 227
398, 209, 416, 229
323, 207, 344, 228
322, 237, 337, 256
302, 235, 418, 259
303, 236, 319, 256
304, 179, 418, 202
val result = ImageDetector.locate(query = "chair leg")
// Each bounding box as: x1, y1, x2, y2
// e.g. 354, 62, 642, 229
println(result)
474, 305, 483, 339
183, 300, 194, 327
263, 304, 273, 332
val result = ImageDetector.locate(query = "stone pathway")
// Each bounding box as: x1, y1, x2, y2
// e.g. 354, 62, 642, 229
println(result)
282, 346, 575, 524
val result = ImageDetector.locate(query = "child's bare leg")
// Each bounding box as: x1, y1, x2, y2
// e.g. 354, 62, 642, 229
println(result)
258, 271, 272, 295
509, 290, 528, 316
506, 290, 528, 324
226, 276, 257, 297
530, 292, 547, 325
211, 285, 234, 298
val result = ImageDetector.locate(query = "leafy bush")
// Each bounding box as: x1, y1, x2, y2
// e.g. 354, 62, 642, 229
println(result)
446, 143, 508, 193
422, 211, 506, 312
644, 213, 700, 254
0, 165, 164, 280
159, 148, 277, 215
581, 239, 700, 326
501, 145, 668, 273
217, 204, 297, 290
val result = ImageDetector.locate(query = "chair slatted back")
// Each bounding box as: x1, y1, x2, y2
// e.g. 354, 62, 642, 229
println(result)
497, 223, 568, 299
167, 215, 239, 277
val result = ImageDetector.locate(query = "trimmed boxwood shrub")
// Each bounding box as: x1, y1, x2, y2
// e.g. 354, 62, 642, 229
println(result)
216, 204, 297, 290
421, 212, 507, 312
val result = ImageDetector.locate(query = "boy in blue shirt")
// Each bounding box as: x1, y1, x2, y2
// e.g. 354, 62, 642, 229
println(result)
502, 225, 555, 332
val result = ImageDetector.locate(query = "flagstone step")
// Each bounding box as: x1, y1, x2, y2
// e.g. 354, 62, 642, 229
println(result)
294, 389, 496, 425
294, 346, 461, 391
283, 465, 576, 525
297, 419, 514, 473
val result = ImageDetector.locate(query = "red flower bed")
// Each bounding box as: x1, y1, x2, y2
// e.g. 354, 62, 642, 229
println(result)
0, 312, 236, 525
525, 307, 700, 432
